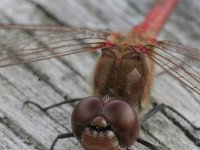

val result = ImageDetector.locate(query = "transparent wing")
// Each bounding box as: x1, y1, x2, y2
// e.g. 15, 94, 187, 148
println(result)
0, 24, 111, 68
158, 41, 200, 61
146, 41, 200, 96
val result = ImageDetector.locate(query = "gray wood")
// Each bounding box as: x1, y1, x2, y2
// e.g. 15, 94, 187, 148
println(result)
0, 119, 36, 150
0, 0, 199, 150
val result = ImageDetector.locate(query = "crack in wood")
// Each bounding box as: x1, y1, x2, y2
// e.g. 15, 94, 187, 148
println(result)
162, 109, 200, 147
141, 126, 170, 150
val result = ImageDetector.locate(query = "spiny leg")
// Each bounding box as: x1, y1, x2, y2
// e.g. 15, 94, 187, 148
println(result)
50, 133, 74, 150
136, 138, 157, 150
140, 103, 200, 130
23, 98, 81, 112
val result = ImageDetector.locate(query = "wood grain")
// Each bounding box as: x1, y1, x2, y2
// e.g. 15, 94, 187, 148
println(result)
0, 0, 199, 150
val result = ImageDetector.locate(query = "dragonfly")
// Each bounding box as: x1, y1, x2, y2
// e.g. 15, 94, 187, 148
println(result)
0, 0, 200, 149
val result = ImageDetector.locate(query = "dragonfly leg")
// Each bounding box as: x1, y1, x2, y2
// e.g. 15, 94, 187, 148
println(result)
50, 133, 74, 150
23, 98, 81, 112
140, 103, 200, 130
136, 138, 157, 150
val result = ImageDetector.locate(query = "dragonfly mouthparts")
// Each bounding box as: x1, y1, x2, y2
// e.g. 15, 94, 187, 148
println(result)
90, 116, 108, 129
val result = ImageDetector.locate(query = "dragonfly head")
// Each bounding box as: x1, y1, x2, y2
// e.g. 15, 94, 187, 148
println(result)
71, 96, 139, 149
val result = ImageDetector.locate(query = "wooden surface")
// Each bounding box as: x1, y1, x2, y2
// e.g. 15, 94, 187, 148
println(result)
0, 0, 199, 150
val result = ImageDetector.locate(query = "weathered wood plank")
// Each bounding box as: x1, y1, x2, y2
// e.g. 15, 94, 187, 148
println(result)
0, 66, 81, 150
0, 118, 36, 150
0, 0, 199, 150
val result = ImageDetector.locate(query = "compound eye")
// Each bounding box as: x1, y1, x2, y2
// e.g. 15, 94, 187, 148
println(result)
103, 100, 139, 147
71, 97, 103, 139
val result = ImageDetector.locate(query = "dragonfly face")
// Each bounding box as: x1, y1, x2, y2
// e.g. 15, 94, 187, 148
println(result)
71, 96, 139, 150
70, 45, 151, 149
